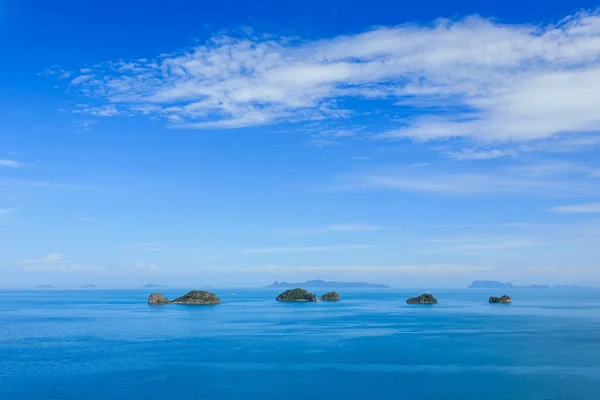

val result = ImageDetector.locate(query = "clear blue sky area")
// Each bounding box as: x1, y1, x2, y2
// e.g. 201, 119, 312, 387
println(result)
1, 0, 599, 287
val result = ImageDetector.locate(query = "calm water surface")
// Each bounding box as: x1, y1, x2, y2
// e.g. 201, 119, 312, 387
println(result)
1, 289, 599, 399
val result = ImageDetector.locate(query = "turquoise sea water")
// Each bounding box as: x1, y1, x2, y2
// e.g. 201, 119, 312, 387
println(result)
1, 288, 600, 399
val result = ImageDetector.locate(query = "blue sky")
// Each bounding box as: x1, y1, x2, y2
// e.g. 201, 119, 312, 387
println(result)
1, 0, 600, 288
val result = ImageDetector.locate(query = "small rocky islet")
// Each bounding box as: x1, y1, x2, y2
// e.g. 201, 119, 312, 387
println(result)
148, 290, 220, 305
406, 293, 438, 304
276, 288, 318, 302
489, 295, 512, 303
320, 291, 341, 301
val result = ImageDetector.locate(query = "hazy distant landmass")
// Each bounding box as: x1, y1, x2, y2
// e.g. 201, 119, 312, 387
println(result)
265, 279, 390, 288
34, 285, 56, 289
144, 284, 168, 288
81, 284, 97, 289
469, 280, 514, 289
469, 280, 592, 289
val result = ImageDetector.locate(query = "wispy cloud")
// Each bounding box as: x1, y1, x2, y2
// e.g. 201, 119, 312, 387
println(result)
0, 178, 99, 190
445, 149, 517, 161
73, 104, 120, 117
48, 10, 600, 142
336, 163, 600, 196
322, 224, 383, 232
0, 159, 22, 168
243, 244, 378, 254
78, 217, 97, 222
342, 172, 554, 195
550, 202, 600, 214
0, 208, 17, 218
15, 253, 70, 264
283, 223, 385, 235
122, 242, 205, 252
23, 264, 106, 272
420, 238, 545, 252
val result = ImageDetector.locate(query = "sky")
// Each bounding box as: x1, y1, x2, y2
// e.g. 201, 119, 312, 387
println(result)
1, 0, 600, 288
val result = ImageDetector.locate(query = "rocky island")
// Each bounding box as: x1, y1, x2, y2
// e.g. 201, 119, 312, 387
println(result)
276, 288, 318, 302
147, 290, 220, 305
489, 295, 512, 303
81, 284, 96, 289
406, 293, 438, 304
320, 291, 341, 301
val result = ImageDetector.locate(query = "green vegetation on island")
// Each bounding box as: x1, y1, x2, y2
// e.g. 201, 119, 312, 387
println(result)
489, 295, 512, 303
320, 291, 340, 301
276, 288, 318, 302
147, 290, 220, 305
406, 293, 438, 304
172, 290, 220, 304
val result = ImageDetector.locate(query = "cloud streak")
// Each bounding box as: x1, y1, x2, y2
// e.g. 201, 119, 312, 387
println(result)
50, 10, 600, 142
243, 244, 378, 254
15, 253, 70, 264
0, 208, 16, 218
550, 202, 600, 214
122, 242, 205, 252
0, 159, 22, 168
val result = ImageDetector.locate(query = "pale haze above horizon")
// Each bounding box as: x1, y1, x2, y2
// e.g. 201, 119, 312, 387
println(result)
1, 1, 600, 289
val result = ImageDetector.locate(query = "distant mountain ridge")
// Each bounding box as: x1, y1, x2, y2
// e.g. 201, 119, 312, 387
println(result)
144, 283, 168, 288
468, 280, 594, 289
265, 279, 390, 288
469, 280, 514, 289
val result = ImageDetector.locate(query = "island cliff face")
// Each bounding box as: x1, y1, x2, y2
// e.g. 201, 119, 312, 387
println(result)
406, 293, 438, 304
489, 295, 512, 303
148, 293, 170, 304
147, 290, 220, 305
276, 288, 318, 302
320, 291, 340, 301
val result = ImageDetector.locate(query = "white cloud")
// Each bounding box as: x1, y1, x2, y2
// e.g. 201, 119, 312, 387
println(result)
0, 178, 99, 190
445, 149, 517, 161
23, 264, 105, 272
283, 224, 385, 235
420, 237, 545, 252
337, 162, 600, 196
243, 244, 378, 254
0, 159, 21, 168
14, 253, 106, 273
550, 202, 600, 213
0, 208, 16, 218
122, 242, 205, 252
74, 104, 120, 117
16, 253, 70, 264
70, 74, 95, 85
519, 134, 600, 154
322, 224, 383, 232
51, 10, 600, 141
126, 262, 493, 277
344, 172, 552, 195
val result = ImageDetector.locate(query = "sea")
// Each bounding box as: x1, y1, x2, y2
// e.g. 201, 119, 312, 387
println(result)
1, 288, 600, 400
